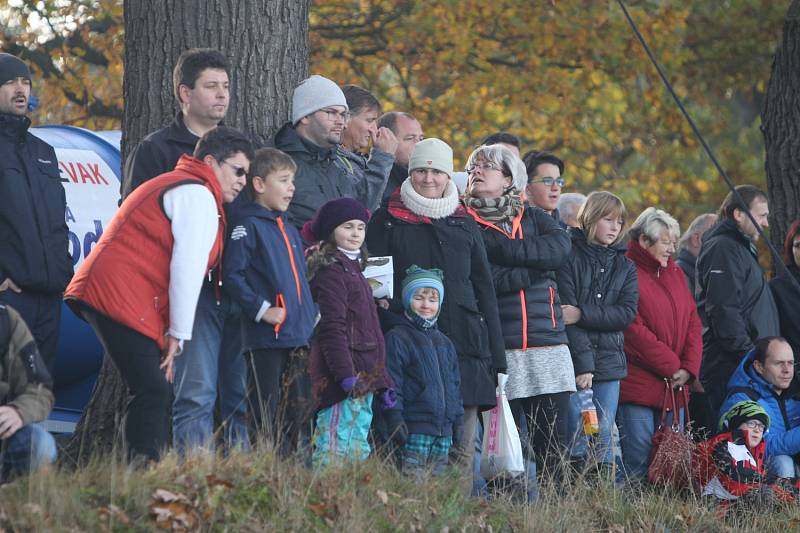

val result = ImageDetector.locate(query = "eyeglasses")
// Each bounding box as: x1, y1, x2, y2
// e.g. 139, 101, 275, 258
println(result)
528, 177, 565, 187
318, 108, 351, 122
744, 420, 766, 431
466, 162, 503, 174
221, 160, 248, 177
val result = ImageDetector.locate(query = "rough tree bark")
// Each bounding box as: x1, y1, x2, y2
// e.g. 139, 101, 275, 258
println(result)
65, 0, 310, 463
763, 0, 800, 252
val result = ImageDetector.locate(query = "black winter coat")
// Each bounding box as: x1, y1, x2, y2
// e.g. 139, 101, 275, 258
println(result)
273, 123, 386, 229
121, 112, 198, 199
366, 197, 505, 409
384, 320, 464, 437
469, 206, 571, 349
0, 113, 72, 293
676, 248, 698, 299
697, 219, 779, 388
769, 264, 800, 361
556, 228, 638, 381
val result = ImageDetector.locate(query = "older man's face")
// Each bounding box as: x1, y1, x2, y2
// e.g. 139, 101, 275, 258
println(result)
754, 340, 795, 391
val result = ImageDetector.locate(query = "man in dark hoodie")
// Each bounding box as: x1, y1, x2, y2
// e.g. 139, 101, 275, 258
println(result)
0, 53, 72, 374
273, 75, 387, 229
697, 185, 779, 414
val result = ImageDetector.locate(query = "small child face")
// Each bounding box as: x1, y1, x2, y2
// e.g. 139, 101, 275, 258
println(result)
738, 419, 766, 448
254, 168, 295, 212
333, 219, 366, 252
410, 287, 440, 319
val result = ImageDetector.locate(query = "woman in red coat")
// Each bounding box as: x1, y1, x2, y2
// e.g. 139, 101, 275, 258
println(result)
617, 207, 703, 480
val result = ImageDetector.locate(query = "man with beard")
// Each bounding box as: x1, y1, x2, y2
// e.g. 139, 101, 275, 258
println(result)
0, 53, 72, 375
273, 75, 386, 229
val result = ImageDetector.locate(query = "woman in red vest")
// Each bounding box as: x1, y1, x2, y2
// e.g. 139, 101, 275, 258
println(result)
617, 207, 702, 480
65, 127, 254, 463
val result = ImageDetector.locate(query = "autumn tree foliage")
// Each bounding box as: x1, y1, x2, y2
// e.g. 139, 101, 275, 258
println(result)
0, 0, 788, 225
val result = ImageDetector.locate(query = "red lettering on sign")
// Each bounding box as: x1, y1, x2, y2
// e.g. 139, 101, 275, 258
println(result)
88, 163, 109, 185
60, 162, 79, 183
77, 163, 95, 184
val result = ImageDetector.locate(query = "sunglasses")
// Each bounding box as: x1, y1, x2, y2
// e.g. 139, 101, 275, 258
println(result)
222, 160, 248, 177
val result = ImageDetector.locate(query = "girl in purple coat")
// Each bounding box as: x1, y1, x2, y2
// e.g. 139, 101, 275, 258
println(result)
303, 198, 394, 467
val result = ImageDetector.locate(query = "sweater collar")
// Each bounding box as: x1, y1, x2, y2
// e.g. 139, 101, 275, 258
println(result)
399, 178, 460, 220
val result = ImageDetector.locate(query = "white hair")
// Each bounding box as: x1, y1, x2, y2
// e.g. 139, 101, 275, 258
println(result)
464, 144, 527, 192
628, 207, 680, 243
679, 213, 717, 251
557, 193, 587, 220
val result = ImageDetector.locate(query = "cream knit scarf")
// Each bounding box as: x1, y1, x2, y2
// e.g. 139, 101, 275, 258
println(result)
399, 178, 459, 220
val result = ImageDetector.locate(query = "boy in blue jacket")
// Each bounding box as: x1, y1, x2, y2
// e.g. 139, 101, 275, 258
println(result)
224, 147, 318, 451
383, 265, 463, 475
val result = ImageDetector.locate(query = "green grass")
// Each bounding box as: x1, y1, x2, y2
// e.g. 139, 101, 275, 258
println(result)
1, 449, 799, 532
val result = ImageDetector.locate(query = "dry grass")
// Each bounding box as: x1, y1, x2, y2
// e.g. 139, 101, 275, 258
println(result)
1, 448, 799, 532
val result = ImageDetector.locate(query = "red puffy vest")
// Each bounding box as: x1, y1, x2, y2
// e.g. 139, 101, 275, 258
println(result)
65, 155, 226, 348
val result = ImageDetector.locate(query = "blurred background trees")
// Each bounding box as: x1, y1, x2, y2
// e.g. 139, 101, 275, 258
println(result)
0, 0, 789, 229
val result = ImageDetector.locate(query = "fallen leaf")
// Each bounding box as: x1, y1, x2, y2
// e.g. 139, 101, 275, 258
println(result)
150, 489, 200, 532
307, 502, 329, 518
376, 490, 389, 505
97, 504, 130, 526
205, 475, 234, 490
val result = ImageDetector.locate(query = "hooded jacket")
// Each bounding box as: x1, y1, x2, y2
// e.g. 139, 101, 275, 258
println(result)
697, 219, 779, 390
556, 227, 638, 381
335, 147, 394, 211
620, 240, 703, 408
0, 305, 54, 425
384, 318, 463, 437
0, 113, 72, 293
468, 205, 571, 350
308, 250, 392, 410
223, 202, 317, 351
720, 350, 800, 458
273, 123, 386, 229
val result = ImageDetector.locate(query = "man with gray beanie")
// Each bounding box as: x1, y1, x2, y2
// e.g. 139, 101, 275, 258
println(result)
273, 75, 388, 229
0, 53, 72, 375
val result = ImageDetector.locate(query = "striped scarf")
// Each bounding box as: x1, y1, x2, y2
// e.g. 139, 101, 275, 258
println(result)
463, 189, 524, 224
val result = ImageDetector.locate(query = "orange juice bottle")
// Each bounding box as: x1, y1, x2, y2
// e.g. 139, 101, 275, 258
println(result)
578, 389, 599, 435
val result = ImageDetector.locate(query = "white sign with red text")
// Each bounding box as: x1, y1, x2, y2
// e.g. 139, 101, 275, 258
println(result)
56, 148, 120, 268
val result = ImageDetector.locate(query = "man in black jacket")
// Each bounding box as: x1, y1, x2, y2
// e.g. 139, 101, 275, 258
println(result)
121, 48, 230, 199
697, 185, 779, 414
0, 53, 72, 374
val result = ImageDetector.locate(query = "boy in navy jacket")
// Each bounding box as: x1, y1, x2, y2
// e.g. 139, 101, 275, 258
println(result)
383, 265, 463, 475
224, 148, 317, 450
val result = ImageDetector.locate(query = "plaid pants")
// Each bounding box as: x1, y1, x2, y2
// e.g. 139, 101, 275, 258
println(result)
402, 433, 452, 475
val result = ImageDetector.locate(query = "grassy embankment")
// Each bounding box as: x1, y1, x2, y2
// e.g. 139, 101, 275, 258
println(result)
1, 448, 799, 532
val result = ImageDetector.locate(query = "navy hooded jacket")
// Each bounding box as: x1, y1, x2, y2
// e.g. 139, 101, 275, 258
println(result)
720, 349, 800, 458
384, 317, 464, 437
223, 202, 317, 350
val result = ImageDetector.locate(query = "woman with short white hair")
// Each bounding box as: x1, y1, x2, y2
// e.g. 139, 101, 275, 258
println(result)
464, 144, 574, 483
618, 207, 703, 480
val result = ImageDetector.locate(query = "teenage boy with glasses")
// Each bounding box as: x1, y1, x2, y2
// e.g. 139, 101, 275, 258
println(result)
273, 75, 387, 229
523, 150, 567, 227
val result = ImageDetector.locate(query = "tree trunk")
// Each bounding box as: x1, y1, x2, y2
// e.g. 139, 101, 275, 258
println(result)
762, 0, 800, 254
65, 0, 309, 463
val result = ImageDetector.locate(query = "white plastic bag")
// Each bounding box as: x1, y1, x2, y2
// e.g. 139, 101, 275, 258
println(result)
480, 374, 525, 479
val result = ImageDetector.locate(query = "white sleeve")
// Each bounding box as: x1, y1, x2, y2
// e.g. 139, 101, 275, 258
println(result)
162, 184, 219, 340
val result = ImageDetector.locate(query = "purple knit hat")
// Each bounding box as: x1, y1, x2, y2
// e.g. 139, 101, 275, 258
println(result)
301, 197, 371, 242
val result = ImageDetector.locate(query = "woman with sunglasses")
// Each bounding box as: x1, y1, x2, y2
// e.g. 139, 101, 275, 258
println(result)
464, 144, 574, 484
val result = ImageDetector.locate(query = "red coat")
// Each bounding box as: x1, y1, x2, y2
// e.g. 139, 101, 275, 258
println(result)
65, 155, 225, 348
620, 240, 702, 408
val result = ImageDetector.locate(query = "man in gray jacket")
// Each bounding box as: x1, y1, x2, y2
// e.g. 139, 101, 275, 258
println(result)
273, 75, 389, 229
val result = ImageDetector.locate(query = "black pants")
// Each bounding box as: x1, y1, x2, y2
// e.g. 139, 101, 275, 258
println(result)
247, 347, 313, 456
83, 309, 171, 463
0, 290, 62, 374
511, 391, 571, 478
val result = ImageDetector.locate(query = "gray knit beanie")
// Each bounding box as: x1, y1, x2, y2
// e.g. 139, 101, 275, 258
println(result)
291, 75, 348, 125
408, 138, 454, 178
